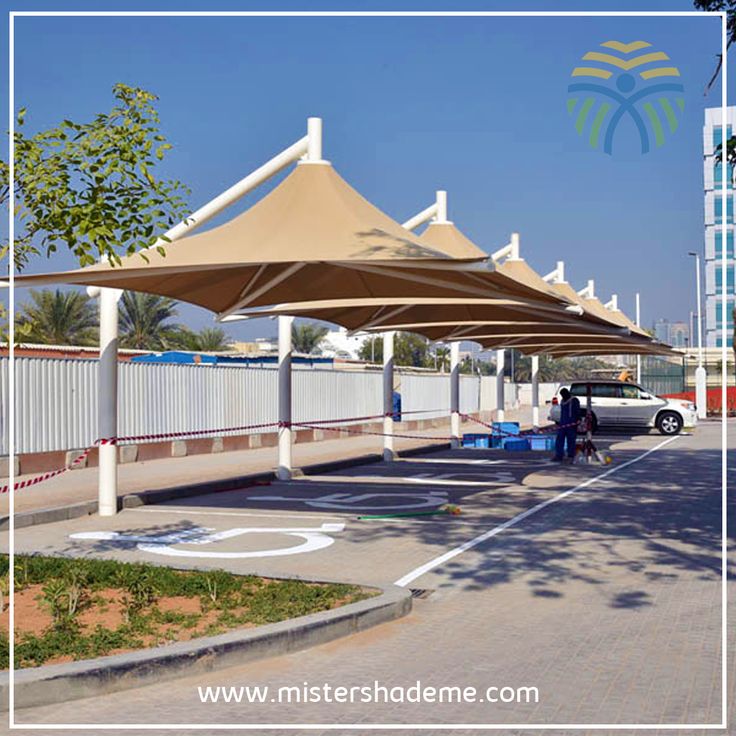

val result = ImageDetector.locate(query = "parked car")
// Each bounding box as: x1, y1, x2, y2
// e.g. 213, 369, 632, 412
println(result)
548, 380, 697, 435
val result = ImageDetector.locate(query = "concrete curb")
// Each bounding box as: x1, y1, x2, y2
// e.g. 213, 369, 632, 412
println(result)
0, 441, 450, 531
1, 584, 412, 711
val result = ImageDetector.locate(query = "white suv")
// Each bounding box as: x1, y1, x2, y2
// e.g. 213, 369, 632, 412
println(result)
548, 380, 697, 435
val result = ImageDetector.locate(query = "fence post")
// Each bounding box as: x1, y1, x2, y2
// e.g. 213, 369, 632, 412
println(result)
277, 315, 293, 480
383, 331, 396, 461
450, 342, 461, 449
531, 355, 540, 428
97, 287, 122, 517
496, 349, 505, 421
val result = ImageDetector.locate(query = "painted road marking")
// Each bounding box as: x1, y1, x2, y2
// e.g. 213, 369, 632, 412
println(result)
69, 522, 345, 559
394, 436, 680, 587
128, 507, 341, 522
404, 472, 516, 487
399, 458, 507, 466
249, 491, 449, 511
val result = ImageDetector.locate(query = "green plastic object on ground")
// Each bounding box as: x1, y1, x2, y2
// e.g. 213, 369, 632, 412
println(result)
359, 504, 461, 520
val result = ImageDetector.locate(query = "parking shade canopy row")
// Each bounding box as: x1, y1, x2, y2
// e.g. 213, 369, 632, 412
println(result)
227, 217, 669, 358
11, 162, 572, 317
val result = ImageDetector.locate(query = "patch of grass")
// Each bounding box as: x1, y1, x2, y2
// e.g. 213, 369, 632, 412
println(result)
1, 555, 373, 669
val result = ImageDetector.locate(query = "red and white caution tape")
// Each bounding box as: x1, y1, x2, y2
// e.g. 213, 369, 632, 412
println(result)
2, 409, 457, 495
0, 438, 115, 495
292, 422, 457, 442
461, 413, 578, 437
1, 421, 279, 495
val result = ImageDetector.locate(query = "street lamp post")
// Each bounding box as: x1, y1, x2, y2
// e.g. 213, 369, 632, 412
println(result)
688, 251, 707, 419
635, 293, 641, 385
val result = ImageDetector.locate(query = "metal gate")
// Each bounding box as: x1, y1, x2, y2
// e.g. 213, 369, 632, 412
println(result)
639, 355, 685, 396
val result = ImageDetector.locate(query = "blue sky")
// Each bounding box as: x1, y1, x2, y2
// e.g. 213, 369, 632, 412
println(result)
2, 1, 731, 341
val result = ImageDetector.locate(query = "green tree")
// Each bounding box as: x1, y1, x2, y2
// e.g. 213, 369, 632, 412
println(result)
460, 355, 474, 374
2, 83, 190, 270
513, 354, 610, 382
434, 346, 450, 372
118, 291, 183, 350
292, 322, 329, 355
359, 336, 383, 364
358, 332, 431, 367
15, 288, 98, 345
174, 327, 231, 352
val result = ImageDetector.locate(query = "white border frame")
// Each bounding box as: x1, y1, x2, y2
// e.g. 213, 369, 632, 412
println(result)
6, 8, 728, 732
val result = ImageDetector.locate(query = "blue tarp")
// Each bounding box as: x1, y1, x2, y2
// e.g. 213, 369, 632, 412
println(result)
131, 351, 334, 367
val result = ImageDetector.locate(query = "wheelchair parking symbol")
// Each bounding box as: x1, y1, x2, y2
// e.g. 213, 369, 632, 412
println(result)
69, 522, 345, 559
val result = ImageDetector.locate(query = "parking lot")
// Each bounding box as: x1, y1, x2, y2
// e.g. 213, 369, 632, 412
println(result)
6, 421, 732, 733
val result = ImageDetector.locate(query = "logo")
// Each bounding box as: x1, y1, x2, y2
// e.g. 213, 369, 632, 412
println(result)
567, 40, 684, 155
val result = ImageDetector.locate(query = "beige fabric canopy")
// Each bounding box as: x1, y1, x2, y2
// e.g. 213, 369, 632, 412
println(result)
13, 162, 570, 315
548, 280, 649, 338
417, 221, 487, 260
529, 342, 674, 357
230, 296, 604, 334
421, 222, 566, 304
225, 220, 618, 340
418, 222, 647, 344
470, 332, 673, 356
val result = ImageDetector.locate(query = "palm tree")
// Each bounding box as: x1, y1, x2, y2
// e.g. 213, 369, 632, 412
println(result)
357, 332, 430, 367
434, 346, 450, 372
16, 288, 98, 345
174, 327, 231, 352
118, 291, 183, 350
292, 322, 329, 355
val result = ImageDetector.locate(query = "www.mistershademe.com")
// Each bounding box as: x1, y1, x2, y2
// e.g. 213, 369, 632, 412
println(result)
197, 680, 540, 705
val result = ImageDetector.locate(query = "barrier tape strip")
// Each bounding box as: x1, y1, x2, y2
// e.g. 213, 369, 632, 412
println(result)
0, 439, 115, 495
1, 421, 281, 495
461, 413, 579, 437
293, 422, 457, 442
2, 410, 453, 494
110, 420, 280, 445
9, 408, 570, 495
301, 408, 448, 426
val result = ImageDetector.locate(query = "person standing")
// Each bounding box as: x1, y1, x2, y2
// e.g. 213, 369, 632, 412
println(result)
553, 387, 581, 462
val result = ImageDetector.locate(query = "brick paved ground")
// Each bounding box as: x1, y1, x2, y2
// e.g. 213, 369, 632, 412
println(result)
3, 421, 732, 736
2, 414, 503, 516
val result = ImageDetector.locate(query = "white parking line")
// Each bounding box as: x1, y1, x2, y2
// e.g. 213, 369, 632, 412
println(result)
127, 507, 341, 522
394, 435, 680, 587
398, 458, 506, 466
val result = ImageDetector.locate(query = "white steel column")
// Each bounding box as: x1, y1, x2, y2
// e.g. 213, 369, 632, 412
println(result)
693, 253, 707, 418
496, 349, 506, 421
450, 341, 461, 448
96, 287, 122, 517
635, 293, 642, 385
383, 331, 396, 461
531, 354, 540, 428
88, 118, 318, 515
307, 117, 322, 161
277, 315, 294, 480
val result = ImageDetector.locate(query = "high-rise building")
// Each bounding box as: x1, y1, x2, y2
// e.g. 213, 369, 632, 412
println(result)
654, 318, 670, 344
653, 318, 689, 347
704, 107, 736, 347
669, 321, 689, 348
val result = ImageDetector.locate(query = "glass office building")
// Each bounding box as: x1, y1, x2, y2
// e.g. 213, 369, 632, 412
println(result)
704, 106, 736, 347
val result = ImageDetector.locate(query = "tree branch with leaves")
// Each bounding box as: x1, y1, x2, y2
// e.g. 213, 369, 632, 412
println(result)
1, 83, 190, 271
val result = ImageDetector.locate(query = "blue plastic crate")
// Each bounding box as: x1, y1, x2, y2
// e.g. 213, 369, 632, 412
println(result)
490, 421, 520, 448
462, 433, 490, 449
528, 434, 555, 451
504, 438, 531, 452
